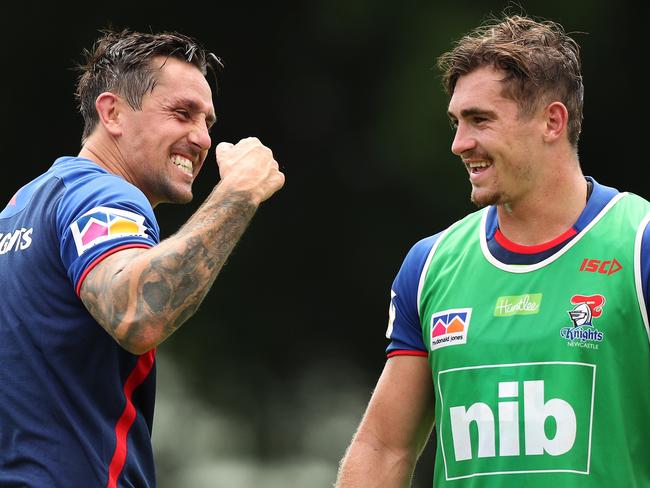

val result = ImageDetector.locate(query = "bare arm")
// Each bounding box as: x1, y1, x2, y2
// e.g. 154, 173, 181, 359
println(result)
80, 137, 284, 354
336, 355, 435, 488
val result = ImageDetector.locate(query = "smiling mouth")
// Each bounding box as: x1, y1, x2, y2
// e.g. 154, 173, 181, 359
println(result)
465, 160, 493, 174
170, 154, 193, 175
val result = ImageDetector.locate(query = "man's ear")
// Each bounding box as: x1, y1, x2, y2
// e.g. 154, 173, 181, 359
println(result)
95, 92, 124, 137
543, 101, 569, 143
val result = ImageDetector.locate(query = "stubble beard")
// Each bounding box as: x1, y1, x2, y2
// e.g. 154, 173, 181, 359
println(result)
470, 186, 500, 209
155, 173, 195, 206
163, 187, 194, 205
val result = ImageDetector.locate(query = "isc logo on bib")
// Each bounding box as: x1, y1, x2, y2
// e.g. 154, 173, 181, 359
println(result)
437, 362, 595, 480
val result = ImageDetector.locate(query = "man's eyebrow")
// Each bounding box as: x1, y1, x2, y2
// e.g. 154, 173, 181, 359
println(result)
448, 107, 498, 119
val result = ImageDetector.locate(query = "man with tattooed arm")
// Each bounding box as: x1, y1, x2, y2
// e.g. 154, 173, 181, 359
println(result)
0, 29, 284, 487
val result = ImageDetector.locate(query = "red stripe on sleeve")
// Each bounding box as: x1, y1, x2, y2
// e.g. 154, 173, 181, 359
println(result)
387, 350, 428, 358
106, 349, 156, 488
75, 244, 152, 296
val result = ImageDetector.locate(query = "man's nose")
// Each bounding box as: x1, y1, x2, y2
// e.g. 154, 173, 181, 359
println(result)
189, 124, 211, 151
451, 122, 476, 156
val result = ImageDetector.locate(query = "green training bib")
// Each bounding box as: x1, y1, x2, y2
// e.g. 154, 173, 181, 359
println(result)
419, 193, 650, 487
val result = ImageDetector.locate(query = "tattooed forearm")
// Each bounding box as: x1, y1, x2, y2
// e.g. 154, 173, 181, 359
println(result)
80, 189, 259, 354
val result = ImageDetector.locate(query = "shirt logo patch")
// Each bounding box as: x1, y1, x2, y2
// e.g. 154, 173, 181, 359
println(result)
438, 362, 595, 479
494, 293, 542, 317
579, 258, 622, 275
70, 206, 148, 256
559, 294, 605, 349
430, 308, 472, 351
0, 228, 33, 254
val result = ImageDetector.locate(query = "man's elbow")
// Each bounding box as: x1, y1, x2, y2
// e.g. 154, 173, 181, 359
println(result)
110, 319, 165, 355
89, 296, 197, 354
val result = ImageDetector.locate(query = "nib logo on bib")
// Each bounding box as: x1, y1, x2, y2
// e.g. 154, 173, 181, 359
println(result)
70, 206, 148, 256
430, 308, 472, 351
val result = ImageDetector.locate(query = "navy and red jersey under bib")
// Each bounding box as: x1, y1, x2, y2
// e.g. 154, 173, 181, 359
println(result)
0, 157, 160, 487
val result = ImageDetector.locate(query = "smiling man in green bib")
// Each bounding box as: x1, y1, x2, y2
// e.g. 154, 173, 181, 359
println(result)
336, 12, 650, 487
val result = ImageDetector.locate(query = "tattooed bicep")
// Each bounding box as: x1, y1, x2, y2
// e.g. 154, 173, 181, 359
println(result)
79, 247, 148, 325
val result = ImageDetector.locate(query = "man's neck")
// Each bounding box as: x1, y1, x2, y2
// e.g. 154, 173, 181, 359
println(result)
496, 172, 589, 247
78, 139, 133, 185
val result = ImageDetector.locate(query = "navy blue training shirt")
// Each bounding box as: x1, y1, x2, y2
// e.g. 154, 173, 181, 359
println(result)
0, 156, 160, 487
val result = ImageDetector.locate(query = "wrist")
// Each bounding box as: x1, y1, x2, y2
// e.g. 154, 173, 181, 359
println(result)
212, 184, 261, 212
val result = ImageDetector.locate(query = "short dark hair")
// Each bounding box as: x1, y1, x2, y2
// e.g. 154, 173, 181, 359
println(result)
437, 14, 584, 147
75, 28, 222, 143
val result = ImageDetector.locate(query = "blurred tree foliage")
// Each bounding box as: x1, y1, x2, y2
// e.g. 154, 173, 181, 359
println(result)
2, 0, 641, 485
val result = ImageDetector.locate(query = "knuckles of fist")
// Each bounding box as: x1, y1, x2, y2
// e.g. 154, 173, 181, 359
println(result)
213, 138, 284, 198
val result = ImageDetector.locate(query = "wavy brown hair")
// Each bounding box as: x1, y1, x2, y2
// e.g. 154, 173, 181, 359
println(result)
437, 14, 584, 147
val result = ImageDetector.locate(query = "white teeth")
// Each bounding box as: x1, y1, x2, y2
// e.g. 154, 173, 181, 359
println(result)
468, 161, 490, 168
170, 154, 193, 175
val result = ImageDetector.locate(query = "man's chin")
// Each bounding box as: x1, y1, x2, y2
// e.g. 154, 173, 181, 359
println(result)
175, 192, 193, 204
159, 190, 194, 206
470, 189, 499, 208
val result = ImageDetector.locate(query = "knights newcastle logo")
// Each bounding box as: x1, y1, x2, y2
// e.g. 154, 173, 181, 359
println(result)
559, 294, 605, 349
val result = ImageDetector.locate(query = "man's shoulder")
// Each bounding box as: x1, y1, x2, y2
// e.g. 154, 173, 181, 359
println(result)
53, 157, 137, 191
401, 209, 484, 264
52, 157, 152, 212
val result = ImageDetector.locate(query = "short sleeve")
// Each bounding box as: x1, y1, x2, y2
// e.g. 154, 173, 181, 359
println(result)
56, 172, 160, 294
385, 234, 440, 357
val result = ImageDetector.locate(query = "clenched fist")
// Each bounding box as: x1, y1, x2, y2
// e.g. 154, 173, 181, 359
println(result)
215, 137, 285, 206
